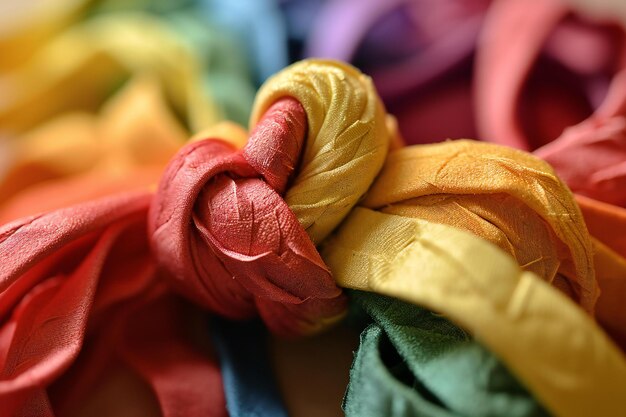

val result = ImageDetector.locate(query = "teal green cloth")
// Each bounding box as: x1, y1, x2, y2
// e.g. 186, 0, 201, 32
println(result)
345, 291, 551, 417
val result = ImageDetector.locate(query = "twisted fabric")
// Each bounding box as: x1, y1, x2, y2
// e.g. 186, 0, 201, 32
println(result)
150, 60, 390, 335
322, 140, 626, 417
0, 192, 227, 417
0, 59, 391, 414
356, 140, 597, 309
2, 55, 624, 417
150, 97, 348, 336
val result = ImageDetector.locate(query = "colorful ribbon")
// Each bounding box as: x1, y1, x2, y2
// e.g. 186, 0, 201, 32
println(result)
1, 55, 626, 416
0, 60, 391, 414
322, 140, 626, 417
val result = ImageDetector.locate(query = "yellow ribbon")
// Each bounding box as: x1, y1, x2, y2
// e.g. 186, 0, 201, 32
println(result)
323, 207, 626, 417
321, 139, 626, 417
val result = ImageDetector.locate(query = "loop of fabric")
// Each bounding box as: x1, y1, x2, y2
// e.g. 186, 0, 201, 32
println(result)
321, 139, 626, 417
0, 59, 393, 414
150, 97, 346, 336
251, 59, 390, 244
150, 60, 392, 336
361, 140, 597, 312
323, 207, 626, 417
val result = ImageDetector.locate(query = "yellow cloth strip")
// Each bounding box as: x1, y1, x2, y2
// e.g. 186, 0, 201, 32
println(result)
0, 13, 221, 134
0, 77, 184, 220
0, 0, 90, 69
322, 207, 626, 417
362, 140, 597, 311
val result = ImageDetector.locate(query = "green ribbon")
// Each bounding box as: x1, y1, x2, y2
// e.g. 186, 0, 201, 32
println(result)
345, 291, 550, 417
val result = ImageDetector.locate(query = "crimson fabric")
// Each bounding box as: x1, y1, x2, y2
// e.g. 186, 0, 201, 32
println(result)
149, 97, 346, 337
0, 95, 347, 414
0, 192, 227, 416
535, 70, 626, 208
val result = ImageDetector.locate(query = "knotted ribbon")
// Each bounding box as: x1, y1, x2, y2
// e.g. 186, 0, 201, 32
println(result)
0, 59, 391, 414
2, 56, 624, 417
322, 140, 626, 417
149, 59, 390, 335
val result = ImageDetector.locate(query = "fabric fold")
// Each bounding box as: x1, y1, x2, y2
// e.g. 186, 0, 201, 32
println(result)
344, 291, 549, 417
323, 207, 626, 417
361, 140, 597, 311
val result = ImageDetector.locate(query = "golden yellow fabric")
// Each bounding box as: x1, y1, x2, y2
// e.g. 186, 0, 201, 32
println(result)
322, 207, 626, 417
251, 59, 390, 244
320, 140, 626, 417
0, 13, 221, 135
361, 140, 597, 311
0, 0, 90, 70
0, 77, 185, 221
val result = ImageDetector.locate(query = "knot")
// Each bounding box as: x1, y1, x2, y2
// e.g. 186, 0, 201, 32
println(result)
252, 59, 390, 244
357, 140, 598, 312
149, 60, 390, 336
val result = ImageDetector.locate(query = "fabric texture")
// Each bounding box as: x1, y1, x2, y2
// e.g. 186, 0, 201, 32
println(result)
323, 206, 626, 417
0, 192, 227, 417
353, 140, 597, 310
250, 59, 391, 244
1, 37, 626, 416
344, 292, 549, 417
